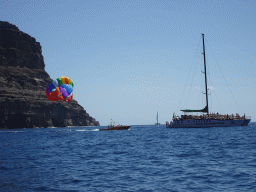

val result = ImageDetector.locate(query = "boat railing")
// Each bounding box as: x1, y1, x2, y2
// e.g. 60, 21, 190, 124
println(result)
173, 114, 250, 121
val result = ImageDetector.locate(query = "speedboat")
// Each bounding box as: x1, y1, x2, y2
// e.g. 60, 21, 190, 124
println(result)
99, 120, 130, 131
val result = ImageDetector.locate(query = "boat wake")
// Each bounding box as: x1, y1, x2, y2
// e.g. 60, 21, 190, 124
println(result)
75, 129, 99, 132
0, 130, 26, 133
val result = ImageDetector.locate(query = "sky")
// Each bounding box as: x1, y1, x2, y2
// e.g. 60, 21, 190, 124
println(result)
1, 0, 255, 125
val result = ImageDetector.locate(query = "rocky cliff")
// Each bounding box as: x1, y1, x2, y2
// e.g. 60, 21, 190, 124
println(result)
0, 21, 100, 128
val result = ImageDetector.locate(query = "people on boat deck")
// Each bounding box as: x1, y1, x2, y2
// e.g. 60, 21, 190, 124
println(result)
168, 112, 246, 122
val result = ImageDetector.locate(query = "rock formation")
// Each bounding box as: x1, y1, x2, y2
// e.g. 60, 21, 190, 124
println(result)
0, 21, 100, 128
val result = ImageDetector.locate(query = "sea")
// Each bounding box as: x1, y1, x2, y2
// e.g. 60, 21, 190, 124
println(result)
1, 124, 256, 192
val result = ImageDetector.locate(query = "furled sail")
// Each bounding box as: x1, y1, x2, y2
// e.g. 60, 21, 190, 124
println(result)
181, 106, 208, 113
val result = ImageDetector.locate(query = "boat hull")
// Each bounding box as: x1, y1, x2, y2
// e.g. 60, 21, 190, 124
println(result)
166, 119, 251, 128
99, 126, 130, 131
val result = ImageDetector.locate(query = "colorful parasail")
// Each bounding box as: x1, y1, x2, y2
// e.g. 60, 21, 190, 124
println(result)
46, 77, 74, 102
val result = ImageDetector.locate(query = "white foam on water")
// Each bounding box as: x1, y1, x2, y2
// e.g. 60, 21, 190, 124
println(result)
0, 131, 25, 133
76, 129, 99, 132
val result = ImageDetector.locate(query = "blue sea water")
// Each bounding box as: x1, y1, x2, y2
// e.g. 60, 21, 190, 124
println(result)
1, 124, 256, 192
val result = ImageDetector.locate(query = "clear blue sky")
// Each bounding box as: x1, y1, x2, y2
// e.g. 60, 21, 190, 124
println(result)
1, 0, 255, 125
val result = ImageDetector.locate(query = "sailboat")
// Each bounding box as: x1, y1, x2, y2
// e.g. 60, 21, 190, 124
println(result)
166, 34, 251, 128
155, 111, 160, 125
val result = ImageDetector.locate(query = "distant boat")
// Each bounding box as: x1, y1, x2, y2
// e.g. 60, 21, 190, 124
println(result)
155, 111, 161, 125
166, 34, 251, 128
99, 120, 130, 131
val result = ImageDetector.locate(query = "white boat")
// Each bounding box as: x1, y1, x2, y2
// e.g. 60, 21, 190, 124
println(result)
166, 34, 251, 128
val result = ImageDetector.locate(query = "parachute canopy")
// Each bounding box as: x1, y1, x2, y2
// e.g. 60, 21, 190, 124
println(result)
46, 77, 74, 102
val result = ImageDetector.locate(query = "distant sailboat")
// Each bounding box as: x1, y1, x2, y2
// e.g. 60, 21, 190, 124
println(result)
155, 111, 160, 125
166, 34, 251, 128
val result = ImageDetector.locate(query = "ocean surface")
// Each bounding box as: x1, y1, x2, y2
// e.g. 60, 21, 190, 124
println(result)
1, 124, 256, 192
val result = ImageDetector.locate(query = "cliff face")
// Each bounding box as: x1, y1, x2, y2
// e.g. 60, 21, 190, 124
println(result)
0, 21, 99, 128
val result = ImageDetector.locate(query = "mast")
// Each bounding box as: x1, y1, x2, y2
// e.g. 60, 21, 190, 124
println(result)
157, 111, 158, 124
202, 34, 209, 115
180, 34, 209, 114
